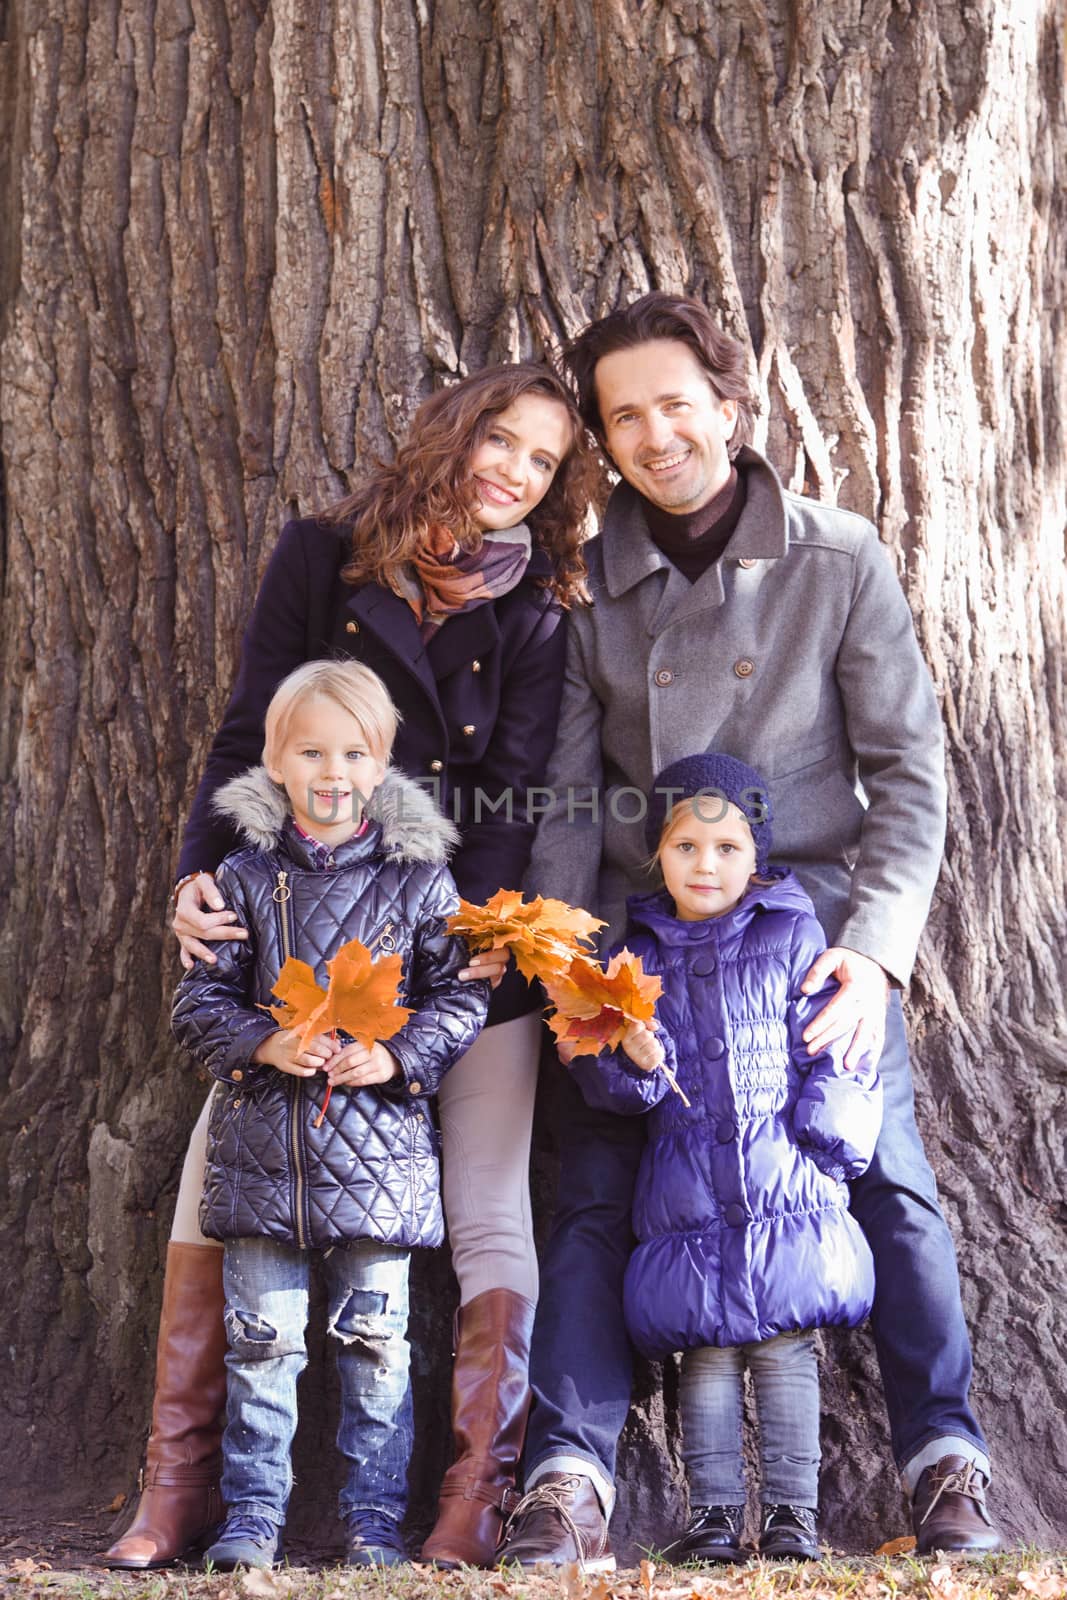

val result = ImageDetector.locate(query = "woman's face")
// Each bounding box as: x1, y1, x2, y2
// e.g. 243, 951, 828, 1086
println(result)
468, 393, 572, 532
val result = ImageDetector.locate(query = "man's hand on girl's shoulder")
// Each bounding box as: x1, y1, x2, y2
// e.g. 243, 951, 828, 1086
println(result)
800, 947, 889, 1068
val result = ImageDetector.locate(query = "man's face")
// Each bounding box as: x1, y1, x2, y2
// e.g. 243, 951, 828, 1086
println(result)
594, 339, 738, 513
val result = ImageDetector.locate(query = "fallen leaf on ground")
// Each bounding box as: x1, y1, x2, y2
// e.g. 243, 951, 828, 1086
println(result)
927, 1563, 968, 1600
10, 1559, 51, 1579
560, 1558, 585, 1600
104, 1492, 126, 1513
241, 1566, 295, 1598
1018, 1571, 1067, 1599
876, 1535, 917, 1555
640, 1557, 657, 1594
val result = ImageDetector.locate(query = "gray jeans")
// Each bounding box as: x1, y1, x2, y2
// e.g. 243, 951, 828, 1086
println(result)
680, 1331, 821, 1509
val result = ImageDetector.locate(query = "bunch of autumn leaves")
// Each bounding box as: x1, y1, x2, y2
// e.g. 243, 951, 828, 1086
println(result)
267, 889, 686, 1121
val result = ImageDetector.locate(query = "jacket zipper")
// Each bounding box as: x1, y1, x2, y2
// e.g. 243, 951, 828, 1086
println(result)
273, 867, 307, 1248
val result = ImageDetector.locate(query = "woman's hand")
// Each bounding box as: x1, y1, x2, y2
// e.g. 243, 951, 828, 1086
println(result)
458, 948, 510, 989
620, 1020, 665, 1074
173, 874, 249, 971
252, 1029, 341, 1077
326, 1040, 400, 1089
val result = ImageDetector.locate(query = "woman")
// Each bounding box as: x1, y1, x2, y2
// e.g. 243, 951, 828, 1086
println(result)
102, 363, 599, 1571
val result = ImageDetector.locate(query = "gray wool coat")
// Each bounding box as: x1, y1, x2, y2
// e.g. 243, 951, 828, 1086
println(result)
526, 446, 946, 987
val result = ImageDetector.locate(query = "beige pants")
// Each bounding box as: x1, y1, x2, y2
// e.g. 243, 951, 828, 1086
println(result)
170, 1011, 542, 1305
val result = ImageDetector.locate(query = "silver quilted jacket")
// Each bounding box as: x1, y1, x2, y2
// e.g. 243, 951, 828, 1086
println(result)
172, 766, 490, 1250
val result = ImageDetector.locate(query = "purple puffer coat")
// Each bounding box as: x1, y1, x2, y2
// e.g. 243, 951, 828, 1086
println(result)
570, 873, 882, 1360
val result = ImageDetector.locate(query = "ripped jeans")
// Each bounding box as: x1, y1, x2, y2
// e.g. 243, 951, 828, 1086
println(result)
221, 1236, 412, 1527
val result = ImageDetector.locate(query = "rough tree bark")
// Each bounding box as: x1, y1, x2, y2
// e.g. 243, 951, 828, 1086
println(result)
1, 0, 1064, 1556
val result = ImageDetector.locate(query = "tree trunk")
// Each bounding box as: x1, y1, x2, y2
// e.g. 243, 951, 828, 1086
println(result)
1, 0, 1064, 1555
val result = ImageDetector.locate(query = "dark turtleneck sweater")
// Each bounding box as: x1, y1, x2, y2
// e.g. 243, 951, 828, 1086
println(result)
641, 464, 746, 583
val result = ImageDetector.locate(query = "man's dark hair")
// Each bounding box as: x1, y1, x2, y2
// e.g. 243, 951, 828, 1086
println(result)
563, 291, 758, 458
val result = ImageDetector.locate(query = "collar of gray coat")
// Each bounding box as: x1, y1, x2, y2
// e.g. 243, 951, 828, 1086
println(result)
211, 764, 460, 864
601, 445, 789, 599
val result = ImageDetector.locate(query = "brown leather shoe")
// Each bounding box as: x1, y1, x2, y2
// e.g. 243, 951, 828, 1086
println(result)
421, 1289, 536, 1568
498, 1472, 616, 1573
912, 1455, 1002, 1555
99, 1243, 228, 1569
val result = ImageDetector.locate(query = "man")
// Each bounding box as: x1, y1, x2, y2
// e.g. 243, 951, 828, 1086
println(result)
501, 293, 1000, 1567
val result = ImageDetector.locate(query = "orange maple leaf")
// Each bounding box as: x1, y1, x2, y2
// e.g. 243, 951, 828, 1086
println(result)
266, 938, 413, 1126
268, 939, 412, 1049
268, 958, 330, 1036
543, 949, 662, 1051
323, 941, 412, 1047
447, 889, 604, 984
543, 951, 690, 1107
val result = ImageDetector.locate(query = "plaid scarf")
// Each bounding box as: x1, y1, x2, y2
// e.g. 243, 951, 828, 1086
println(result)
396, 523, 532, 638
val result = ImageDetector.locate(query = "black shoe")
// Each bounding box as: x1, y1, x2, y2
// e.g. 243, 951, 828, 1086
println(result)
204, 1512, 283, 1571
758, 1504, 820, 1561
343, 1509, 408, 1567
911, 1456, 1002, 1555
664, 1504, 746, 1564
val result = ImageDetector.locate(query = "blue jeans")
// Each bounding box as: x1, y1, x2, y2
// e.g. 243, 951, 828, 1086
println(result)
221, 1236, 412, 1526
526, 996, 989, 1506
680, 1333, 820, 1508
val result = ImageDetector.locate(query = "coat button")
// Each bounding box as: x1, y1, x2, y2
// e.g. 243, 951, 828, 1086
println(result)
733, 658, 755, 678
462, 724, 475, 737
430, 760, 443, 773
409, 1081, 422, 1095
653, 668, 675, 687
471, 659, 482, 672
231, 1069, 244, 1082
703, 1037, 725, 1059
690, 954, 716, 977
737, 558, 757, 570
717, 1119, 737, 1143
232, 1098, 243, 1109
346, 620, 359, 634
724, 1202, 746, 1227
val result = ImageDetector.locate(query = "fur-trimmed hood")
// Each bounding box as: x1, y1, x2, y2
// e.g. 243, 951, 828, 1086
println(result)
211, 764, 459, 864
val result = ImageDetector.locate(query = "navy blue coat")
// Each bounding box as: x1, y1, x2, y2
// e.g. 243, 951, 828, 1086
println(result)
176, 519, 567, 1022
172, 767, 490, 1250
571, 874, 882, 1360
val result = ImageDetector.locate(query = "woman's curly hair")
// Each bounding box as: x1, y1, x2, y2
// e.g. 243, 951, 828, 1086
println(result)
325, 364, 604, 606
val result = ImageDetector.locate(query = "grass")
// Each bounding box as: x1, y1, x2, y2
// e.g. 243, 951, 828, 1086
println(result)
2, 1551, 1065, 1600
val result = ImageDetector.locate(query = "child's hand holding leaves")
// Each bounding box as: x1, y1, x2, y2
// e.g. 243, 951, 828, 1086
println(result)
252, 1028, 341, 1077
325, 1039, 399, 1089
619, 1019, 665, 1075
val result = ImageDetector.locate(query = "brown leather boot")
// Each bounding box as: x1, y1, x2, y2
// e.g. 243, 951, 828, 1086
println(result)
421, 1288, 536, 1568
100, 1242, 228, 1569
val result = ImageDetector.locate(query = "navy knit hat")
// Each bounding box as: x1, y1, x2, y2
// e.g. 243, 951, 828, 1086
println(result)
645, 752, 773, 873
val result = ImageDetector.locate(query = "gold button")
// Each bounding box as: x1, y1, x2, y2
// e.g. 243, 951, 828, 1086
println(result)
430, 760, 443, 774
462, 724, 475, 737
653, 668, 675, 687
471, 659, 481, 672
346, 620, 359, 634
233, 1098, 243, 1109
409, 1080, 422, 1095
232, 1069, 244, 1083
738, 558, 757, 570
734, 658, 755, 678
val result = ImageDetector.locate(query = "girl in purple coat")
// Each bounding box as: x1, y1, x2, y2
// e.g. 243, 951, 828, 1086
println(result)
570, 753, 882, 1564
